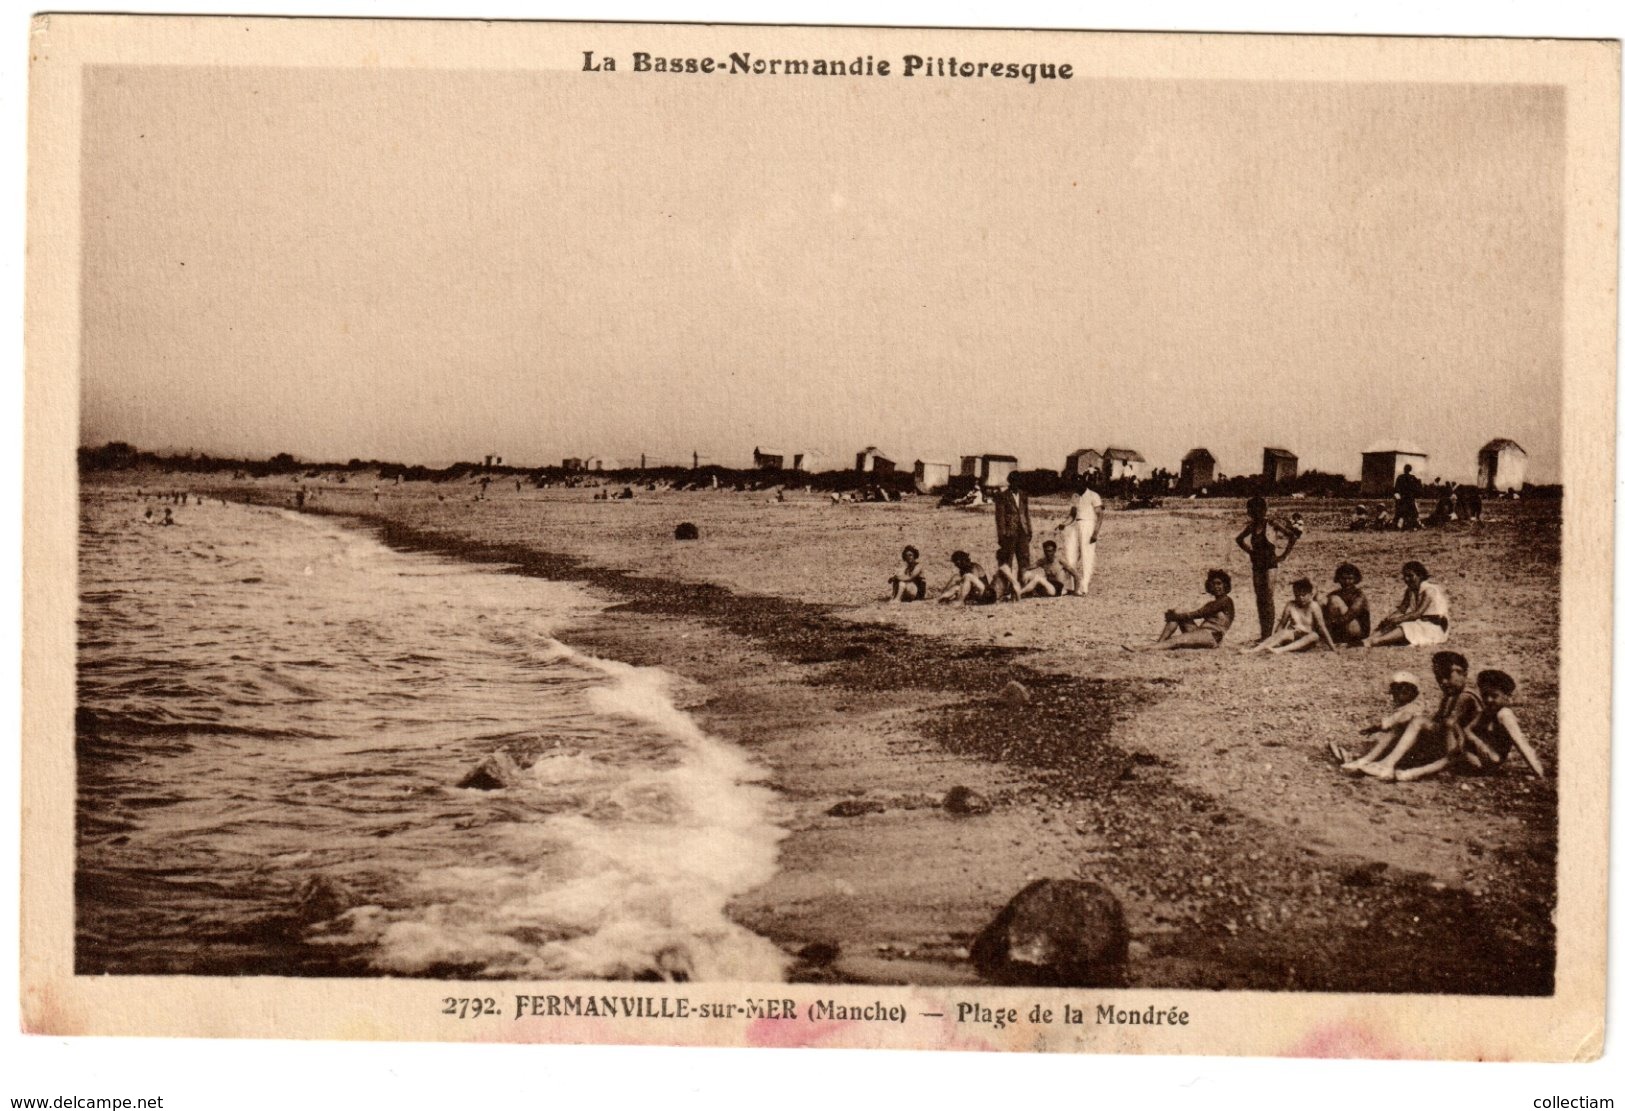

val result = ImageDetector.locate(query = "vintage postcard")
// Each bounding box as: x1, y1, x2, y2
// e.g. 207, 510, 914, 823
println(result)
22, 15, 1618, 1059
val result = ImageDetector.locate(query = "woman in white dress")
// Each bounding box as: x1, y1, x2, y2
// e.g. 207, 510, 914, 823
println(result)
1364, 560, 1451, 647
1056, 474, 1105, 595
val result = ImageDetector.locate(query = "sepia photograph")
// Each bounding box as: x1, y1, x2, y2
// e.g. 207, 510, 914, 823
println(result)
20, 12, 1618, 1068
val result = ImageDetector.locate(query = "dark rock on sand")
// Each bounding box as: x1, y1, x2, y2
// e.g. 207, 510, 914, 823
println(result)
674, 522, 700, 540
1341, 861, 1389, 888
827, 799, 885, 818
998, 680, 1031, 706
293, 875, 355, 926
942, 785, 992, 815
457, 749, 525, 790
970, 878, 1129, 987
798, 941, 841, 964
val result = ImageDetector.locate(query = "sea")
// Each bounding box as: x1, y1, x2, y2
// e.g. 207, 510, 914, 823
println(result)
74, 489, 787, 981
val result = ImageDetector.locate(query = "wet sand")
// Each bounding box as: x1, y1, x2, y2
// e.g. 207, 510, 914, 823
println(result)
158, 478, 1558, 992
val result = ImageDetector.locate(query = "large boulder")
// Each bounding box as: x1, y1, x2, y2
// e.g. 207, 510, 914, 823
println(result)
970, 878, 1129, 986
674, 522, 700, 540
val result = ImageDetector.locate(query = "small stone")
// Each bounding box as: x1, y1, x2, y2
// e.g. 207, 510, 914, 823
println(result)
827, 799, 885, 818
943, 786, 992, 815
797, 941, 840, 965
457, 749, 525, 791
998, 681, 1031, 706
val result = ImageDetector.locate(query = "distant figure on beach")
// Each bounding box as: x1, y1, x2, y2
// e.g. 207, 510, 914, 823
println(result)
1457, 484, 1484, 524
937, 550, 993, 605
143, 507, 153, 523
1394, 464, 1424, 530
1057, 473, 1104, 595
1234, 496, 1300, 640
1127, 569, 1234, 651
1364, 560, 1450, 647
1462, 670, 1545, 778
1358, 651, 1481, 781
161, 508, 175, 526
1248, 577, 1335, 653
1425, 484, 1457, 527
1332, 671, 1425, 772
1348, 504, 1370, 531
992, 478, 1033, 573
295, 488, 306, 509
887, 545, 927, 603
1320, 563, 1370, 646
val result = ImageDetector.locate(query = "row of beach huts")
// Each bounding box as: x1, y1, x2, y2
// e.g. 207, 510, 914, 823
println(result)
845, 440, 1527, 496
555, 440, 1530, 496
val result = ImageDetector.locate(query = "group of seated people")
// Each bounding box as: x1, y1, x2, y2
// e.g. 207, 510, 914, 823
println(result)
1130, 559, 1449, 653
885, 542, 1077, 605
1329, 653, 1545, 782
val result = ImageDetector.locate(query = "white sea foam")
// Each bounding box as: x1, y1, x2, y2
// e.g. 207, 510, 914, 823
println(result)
79, 491, 788, 981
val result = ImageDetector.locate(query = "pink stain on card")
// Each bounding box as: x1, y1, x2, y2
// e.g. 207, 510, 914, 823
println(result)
1285, 1021, 1419, 1060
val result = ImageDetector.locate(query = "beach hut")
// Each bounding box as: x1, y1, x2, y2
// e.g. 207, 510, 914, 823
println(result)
792, 451, 824, 472
562, 457, 584, 471
1261, 447, 1298, 487
1062, 448, 1104, 481
960, 454, 1019, 488
1360, 441, 1429, 497
1477, 439, 1528, 492
913, 459, 952, 494
482, 454, 503, 469
854, 446, 897, 474
1102, 447, 1145, 482
583, 456, 619, 472
753, 448, 789, 470
1179, 448, 1216, 490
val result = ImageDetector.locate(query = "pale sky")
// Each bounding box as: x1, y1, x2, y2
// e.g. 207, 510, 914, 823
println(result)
80, 68, 1564, 481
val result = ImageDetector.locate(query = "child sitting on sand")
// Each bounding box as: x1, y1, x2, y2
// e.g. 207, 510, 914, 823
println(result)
1359, 651, 1483, 781
1463, 670, 1546, 779
1248, 577, 1336, 653
1332, 671, 1425, 772
1320, 563, 1371, 646
1126, 569, 1234, 651
938, 550, 993, 605
887, 545, 927, 603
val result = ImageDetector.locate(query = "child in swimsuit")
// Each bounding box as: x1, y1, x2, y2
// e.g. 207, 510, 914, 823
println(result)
1333, 671, 1425, 772
1127, 570, 1235, 651
1321, 563, 1370, 646
1249, 577, 1336, 653
1463, 670, 1546, 778
888, 545, 927, 603
1360, 651, 1482, 782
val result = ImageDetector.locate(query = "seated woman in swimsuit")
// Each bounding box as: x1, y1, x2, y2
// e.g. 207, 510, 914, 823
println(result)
1320, 562, 1371, 646
887, 545, 927, 603
1364, 560, 1450, 647
1126, 569, 1235, 651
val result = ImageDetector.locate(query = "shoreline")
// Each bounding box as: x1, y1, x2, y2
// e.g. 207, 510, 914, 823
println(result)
290, 497, 1556, 993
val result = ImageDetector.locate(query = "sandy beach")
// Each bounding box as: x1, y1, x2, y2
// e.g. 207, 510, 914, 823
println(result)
141, 476, 1557, 992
